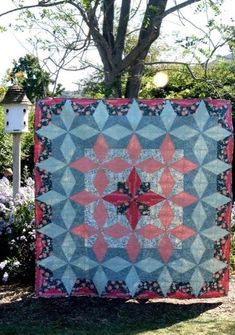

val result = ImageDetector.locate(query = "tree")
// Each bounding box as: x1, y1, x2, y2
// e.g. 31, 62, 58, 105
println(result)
1, 0, 230, 98
80, 54, 235, 105
0, 54, 64, 175
80, 33, 170, 98
8, 54, 64, 103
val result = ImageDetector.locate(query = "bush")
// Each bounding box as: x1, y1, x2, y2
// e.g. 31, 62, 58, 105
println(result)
0, 107, 13, 173
0, 177, 35, 283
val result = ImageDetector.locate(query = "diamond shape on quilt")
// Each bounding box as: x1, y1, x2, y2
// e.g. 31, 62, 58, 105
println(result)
103, 257, 131, 272
160, 101, 176, 131
37, 123, 66, 140
61, 233, 77, 261
158, 267, 173, 296
61, 266, 77, 294
103, 124, 132, 140
60, 168, 76, 196
193, 135, 209, 164
72, 256, 98, 271
125, 266, 140, 296
93, 100, 109, 130
191, 202, 207, 230
137, 124, 165, 140
193, 100, 210, 131
126, 99, 142, 130
193, 169, 208, 198
37, 157, 66, 173
38, 223, 66, 238
136, 258, 163, 273
70, 124, 99, 140
60, 100, 76, 130
61, 201, 76, 229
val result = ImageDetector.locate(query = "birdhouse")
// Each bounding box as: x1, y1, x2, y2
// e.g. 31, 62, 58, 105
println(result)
1, 85, 32, 133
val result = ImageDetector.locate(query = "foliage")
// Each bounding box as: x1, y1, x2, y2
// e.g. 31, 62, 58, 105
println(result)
0, 132, 12, 173
21, 109, 35, 174
1, 53, 62, 176
0, 106, 13, 173
0, 176, 35, 283
81, 57, 235, 105
0, 85, 6, 101
80, 71, 106, 98
160, 60, 235, 107
0, 26, 6, 33
8, 54, 64, 103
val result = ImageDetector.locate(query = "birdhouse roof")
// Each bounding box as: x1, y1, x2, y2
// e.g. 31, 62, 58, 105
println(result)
1, 85, 32, 105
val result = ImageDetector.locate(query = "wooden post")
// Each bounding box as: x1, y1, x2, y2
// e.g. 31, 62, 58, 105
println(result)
13, 133, 21, 198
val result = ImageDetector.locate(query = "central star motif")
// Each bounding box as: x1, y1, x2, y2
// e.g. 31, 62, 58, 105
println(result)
103, 168, 165, 229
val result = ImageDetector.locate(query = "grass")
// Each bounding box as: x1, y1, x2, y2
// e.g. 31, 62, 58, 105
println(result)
0, 293, 235, 335
1, 320, 235, 335
1, 315, 235, 335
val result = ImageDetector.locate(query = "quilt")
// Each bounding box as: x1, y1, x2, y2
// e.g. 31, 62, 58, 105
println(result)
35, 98, 233, 299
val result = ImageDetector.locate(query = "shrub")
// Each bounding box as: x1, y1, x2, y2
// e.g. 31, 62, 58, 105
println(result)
0, 107, 13, 173
0, 177, 35, 283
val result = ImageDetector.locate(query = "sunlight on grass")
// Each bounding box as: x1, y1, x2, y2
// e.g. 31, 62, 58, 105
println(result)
1, 317, 235, 335
136, 318, 235, 335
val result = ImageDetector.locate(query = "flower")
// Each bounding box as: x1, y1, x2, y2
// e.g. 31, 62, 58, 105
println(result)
13, 261, 20, 267
0, 203, 8, 213
2, 272, 9, 282
0, 260, 7, 270
0, 177, 35, 283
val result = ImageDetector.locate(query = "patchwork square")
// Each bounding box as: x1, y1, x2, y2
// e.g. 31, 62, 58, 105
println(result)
35, 98, 233, 298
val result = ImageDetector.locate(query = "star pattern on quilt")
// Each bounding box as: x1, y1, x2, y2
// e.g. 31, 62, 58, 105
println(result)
36, 99, 232, 298
103, 167, 165, 229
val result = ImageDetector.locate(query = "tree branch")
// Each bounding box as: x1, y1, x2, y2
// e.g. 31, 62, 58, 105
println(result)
114, 0, 131, 62
163, 0, 201, 18
138, 0, 167, 41
173, 9, 216, 49
203, 38, 233, 78
102, 0, 115, 49
120, 2, 167, 74
0, 1, 66, 17
144, 60, 216, 83
145, 61, 200, 80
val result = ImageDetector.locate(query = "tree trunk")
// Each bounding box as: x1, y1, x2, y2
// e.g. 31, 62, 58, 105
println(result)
124, 1, 167, 98
125, 63, 144, 98
125, 49, 149, 98
104, 71, 122, 98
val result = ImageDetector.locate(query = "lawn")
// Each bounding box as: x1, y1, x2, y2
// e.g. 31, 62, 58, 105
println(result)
0, 278, 235, 335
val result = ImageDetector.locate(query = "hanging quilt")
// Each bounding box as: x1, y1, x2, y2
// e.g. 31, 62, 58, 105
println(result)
35, 98, 233, 299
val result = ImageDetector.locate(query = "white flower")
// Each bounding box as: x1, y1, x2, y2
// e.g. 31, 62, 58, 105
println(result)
0, 260, 7, 269
20, 236, 27, 241
2, 272, 9, 282
0, 203, 7, 212
8, 201, 14, 208
13, 261, 20, 267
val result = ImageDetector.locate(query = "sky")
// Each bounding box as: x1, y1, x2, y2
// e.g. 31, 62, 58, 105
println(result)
0, 0, 234, 90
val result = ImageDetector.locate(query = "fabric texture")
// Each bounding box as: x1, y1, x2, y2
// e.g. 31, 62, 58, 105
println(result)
35, 98, 233, 298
